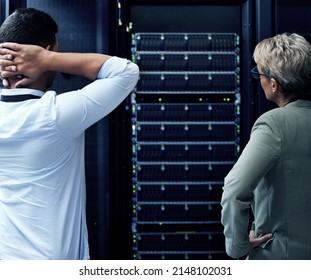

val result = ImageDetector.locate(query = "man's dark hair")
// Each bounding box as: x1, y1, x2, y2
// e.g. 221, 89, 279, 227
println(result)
0, 7, 58, 48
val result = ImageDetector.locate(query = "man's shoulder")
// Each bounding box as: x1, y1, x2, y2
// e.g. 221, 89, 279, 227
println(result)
40, 90, 57, 103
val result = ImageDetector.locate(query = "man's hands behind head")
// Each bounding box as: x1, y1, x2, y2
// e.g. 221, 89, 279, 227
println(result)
0, 43, 50, 88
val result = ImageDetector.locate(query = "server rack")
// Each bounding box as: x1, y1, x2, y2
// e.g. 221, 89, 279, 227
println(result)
276, 0, 311, 42
108, 0, 257, 260
131, 33, 240, 259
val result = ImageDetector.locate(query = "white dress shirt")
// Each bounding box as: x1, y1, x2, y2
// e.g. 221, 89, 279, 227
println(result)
0, 56, 139, 259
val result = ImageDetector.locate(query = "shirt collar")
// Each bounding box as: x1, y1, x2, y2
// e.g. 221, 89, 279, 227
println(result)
1, 88, 45, 98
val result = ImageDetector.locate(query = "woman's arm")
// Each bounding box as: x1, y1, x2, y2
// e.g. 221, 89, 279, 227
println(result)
221, 113, 280, 258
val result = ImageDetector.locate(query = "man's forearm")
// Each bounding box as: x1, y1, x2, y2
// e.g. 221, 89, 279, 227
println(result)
47, 52, 112, 80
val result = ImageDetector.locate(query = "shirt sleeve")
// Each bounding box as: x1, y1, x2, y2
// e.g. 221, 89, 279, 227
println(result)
220, 112, 281, 258
52, 56, 139, 138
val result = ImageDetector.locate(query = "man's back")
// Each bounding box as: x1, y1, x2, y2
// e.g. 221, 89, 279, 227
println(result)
0, 89, 89, 259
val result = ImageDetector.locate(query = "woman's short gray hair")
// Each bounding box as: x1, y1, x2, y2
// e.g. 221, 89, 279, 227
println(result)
253, 33, 311, 100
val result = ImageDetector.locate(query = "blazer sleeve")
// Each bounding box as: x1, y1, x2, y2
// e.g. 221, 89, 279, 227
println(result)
220, 112, 281, 258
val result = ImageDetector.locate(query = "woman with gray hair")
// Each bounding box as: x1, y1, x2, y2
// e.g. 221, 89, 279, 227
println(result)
221, 33, 311, 259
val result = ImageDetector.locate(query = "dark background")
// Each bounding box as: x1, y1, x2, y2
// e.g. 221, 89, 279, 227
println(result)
1, 0, 310, 259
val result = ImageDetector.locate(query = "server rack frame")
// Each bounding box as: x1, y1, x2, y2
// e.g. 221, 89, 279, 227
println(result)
110, 0, 258, 259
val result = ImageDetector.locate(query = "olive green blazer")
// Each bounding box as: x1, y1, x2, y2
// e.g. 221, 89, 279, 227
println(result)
221, 100, 311, 259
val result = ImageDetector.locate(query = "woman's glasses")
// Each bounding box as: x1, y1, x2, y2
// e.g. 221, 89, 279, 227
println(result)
251, 66, 267, 79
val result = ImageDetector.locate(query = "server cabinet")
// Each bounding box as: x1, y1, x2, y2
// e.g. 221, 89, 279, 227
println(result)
276, 0, 311, 42
111, 0, 256, 260
131, 32, 240, 259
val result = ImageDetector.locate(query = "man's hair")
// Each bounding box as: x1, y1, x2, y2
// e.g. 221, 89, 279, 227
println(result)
0, 7, 58, 48
253, 33, 311, 100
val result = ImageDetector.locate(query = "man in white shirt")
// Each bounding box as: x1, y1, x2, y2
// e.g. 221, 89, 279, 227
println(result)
0, 8, 139, 259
